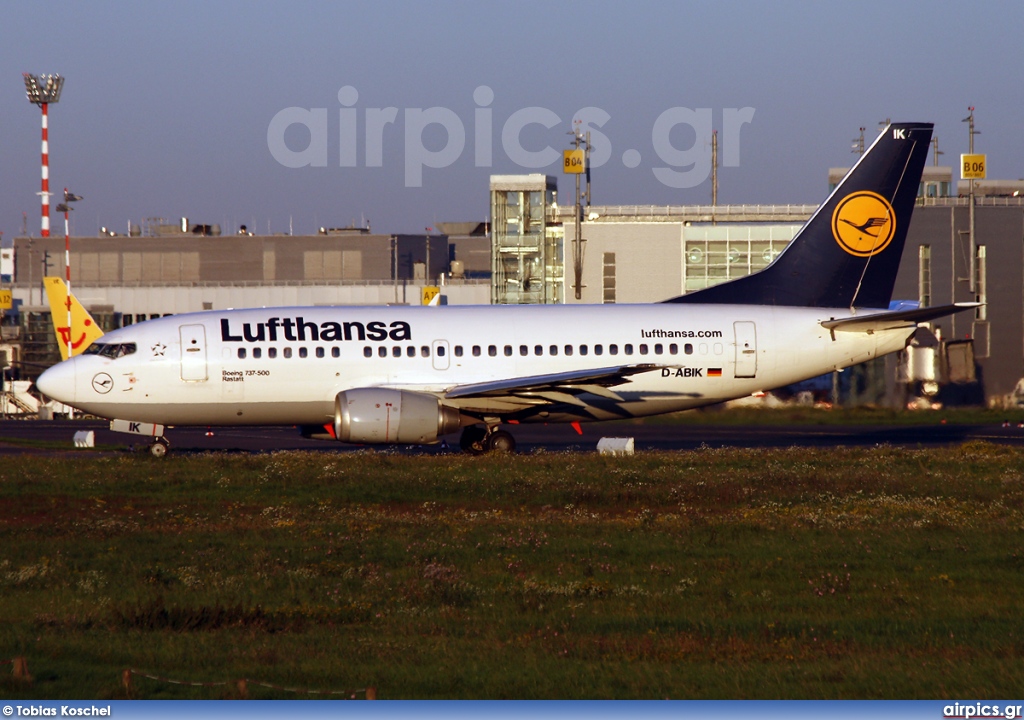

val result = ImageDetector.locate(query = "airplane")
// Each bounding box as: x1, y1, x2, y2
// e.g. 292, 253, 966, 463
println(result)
37, 122, 979, 457
43, 276, 106, 360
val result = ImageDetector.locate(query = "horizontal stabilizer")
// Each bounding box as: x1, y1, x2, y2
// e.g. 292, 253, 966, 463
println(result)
821, 303, 981, 333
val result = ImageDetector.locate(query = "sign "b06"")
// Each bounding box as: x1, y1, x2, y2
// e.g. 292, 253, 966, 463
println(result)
961, 153, 986, 180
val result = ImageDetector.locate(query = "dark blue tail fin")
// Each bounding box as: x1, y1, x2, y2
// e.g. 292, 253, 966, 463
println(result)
666, 122, 933, 309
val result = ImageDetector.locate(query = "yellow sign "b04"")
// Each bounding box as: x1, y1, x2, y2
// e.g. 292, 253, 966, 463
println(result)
563, 149, 585, 174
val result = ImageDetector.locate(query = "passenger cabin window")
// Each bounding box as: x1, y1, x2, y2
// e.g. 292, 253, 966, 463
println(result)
624, 344, 634, 355
685, 343, 693, 355
455, 346, 464, 357
253, 347, 262, 359
670, 344, 678, 355
268, 347, 277, 359
378, 347, 386, 358
473, 345, 481, 357
549, 345, 558, 356
284, 347, 293, 359
392, 346, 402, 358
421, 346, 430, 358
609, 344, 618, 355
594, 344, 603, 356
316, 347, 325, 358
580, 345, 588, 356
363, 347, 372, 358
238, 348, 247, 359
654, 344, 663, 355
564, 345, 573, 356
332, 347, 340, 358
299, 347, 308, 358
519, 345, 528, 356
407, 346, 416, 358
488, 345, 497, 357
437, 345, 446, 357
504, 345, 512, 357
639, 344, 649, 355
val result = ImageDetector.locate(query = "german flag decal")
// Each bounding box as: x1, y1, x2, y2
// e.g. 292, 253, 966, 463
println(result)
708, 368, 723, 377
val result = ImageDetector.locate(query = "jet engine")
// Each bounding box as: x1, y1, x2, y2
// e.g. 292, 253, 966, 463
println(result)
333, 388, 462, 444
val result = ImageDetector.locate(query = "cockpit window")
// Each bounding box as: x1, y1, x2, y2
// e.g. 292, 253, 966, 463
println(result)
83, 342, 137, 359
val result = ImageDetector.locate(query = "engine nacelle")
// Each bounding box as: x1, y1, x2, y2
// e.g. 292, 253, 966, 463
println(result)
333, 389, 462, 444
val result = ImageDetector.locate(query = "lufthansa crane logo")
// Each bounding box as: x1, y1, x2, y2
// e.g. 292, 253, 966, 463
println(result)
831, 191, 896, 257
91, 372, 113, 394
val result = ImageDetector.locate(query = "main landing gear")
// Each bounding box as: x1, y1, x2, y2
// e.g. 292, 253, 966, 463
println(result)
459, 424, 516, 455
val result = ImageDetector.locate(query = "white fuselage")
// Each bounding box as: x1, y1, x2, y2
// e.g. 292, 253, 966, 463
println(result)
37, 303, 912, 429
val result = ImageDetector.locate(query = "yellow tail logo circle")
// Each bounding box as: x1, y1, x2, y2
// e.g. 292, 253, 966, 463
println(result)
831, 191, 896, 257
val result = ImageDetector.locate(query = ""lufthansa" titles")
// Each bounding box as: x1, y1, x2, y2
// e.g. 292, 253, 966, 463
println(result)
220, 317, 411, 343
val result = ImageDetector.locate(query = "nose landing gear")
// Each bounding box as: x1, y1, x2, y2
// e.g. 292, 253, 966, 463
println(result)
149, 437, 170, 458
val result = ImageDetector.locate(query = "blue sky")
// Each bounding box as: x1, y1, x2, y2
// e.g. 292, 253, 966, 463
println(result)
2, 0, 1022, 237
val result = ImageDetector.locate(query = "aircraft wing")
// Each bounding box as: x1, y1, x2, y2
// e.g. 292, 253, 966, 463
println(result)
444, 364, 660, 400
821, 303, 981, 333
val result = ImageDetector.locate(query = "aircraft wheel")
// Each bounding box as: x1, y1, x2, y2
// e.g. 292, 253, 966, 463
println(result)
487, 430, 516, 453
149, 438, 169, 458
459, 426, 488, 455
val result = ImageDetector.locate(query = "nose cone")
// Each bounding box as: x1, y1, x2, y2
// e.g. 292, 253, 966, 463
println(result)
36, 359, 77, 405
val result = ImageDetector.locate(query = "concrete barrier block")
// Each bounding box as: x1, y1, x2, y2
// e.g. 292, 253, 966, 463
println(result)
597, 437, 634, 455
73, 430, 95, 448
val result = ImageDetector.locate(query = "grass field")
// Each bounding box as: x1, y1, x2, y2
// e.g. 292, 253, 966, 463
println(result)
1, 442, 1023, 699
650, 405, 1024, 426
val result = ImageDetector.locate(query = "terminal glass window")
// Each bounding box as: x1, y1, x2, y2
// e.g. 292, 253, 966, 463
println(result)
684, 225, 799, 293
918, 245, 932, 308
975, 245, 987, 321
491, 178, 563, 305
603, 253, 616, 304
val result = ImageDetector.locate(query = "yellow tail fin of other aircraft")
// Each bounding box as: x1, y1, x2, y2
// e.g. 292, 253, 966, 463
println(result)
43, 276, 106, 360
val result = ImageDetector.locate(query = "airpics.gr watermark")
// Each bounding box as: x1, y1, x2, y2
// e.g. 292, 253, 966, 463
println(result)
266, 85, 754, 189
942, 703, 1024, 719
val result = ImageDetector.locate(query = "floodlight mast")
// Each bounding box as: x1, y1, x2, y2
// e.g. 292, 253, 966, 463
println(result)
23, 74, 64, 238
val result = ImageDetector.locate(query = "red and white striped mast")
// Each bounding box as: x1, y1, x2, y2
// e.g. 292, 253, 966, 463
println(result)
56, 189, 83, 360
23, 74, 64, 238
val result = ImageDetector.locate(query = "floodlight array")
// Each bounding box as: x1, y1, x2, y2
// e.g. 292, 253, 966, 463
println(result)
23, 73, 64, 105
